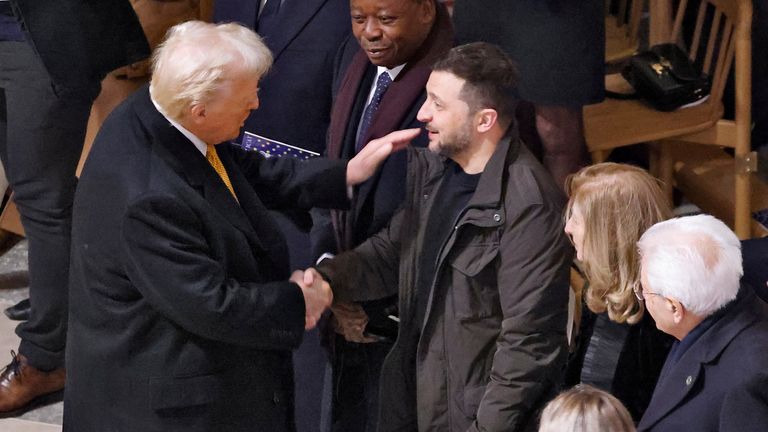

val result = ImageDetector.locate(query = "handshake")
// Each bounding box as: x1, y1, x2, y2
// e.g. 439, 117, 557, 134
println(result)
289, 268, 333, 330
289, 268, 378, 343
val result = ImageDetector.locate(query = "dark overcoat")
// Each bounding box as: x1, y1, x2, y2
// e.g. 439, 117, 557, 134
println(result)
64, 87, 349, 432
638, 288, 768, 432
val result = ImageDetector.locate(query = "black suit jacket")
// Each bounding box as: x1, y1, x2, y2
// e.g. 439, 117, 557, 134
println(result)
64, 87, 349, 432
215, 0, 351, 154
11, 0, 148, 86
638, 288, 768, 432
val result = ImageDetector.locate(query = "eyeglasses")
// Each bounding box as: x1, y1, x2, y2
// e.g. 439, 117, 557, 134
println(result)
633, 284, 663, 302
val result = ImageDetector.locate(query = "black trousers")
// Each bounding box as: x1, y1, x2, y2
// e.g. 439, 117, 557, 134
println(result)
331, 335, 393, 432
0, 38, 99, 370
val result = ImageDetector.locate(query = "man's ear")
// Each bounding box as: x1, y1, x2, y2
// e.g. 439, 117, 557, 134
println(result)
418, 0, 436, 24
475, 108, 498, 133
668, 298, 686, 324
189, 103, 206, 123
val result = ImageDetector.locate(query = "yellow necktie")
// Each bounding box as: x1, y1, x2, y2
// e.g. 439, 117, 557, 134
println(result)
206, 144, 237, 200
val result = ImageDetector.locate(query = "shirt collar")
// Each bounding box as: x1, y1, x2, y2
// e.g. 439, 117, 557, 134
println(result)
150, 91, 208, 156
377, 64, 406, 82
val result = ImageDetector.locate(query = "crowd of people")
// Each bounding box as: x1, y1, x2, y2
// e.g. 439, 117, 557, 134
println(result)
0, 1, 767, 431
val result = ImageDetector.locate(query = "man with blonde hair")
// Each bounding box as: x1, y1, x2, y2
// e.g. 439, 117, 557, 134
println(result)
64, 21, 415, 431
637, 214, 768, 432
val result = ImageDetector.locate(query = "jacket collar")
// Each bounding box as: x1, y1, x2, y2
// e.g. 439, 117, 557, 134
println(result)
638, 287, 766, 430
456, 126, 521, 228
468, 127, 520, 209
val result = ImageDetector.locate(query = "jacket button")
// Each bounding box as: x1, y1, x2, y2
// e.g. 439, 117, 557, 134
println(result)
423, 194, 429, 200
685, 376, 693, 386
273, 392, 281, 404
493, 213, 501, 222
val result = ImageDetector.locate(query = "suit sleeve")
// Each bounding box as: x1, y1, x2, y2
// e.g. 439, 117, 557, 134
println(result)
317, 207, 404, 302
471, 203, 571, 432
229, 144, 350, 211
121, 194, 306, 350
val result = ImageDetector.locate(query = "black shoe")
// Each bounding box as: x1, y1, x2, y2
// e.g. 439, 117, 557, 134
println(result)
4, 298, 30, 321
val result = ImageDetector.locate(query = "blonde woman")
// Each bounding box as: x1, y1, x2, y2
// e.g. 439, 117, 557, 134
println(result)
539, 384, 636, 432
562, 163, 674, 421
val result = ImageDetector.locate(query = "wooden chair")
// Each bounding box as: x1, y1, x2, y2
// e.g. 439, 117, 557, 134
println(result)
584, 0, 754, 238
605, 0, 645, 64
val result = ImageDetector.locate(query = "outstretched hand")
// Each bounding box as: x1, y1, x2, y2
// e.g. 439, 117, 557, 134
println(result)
346, 128, 421, 186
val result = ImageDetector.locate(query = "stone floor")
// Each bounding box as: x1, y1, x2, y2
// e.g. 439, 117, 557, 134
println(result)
0, 240, 63, 431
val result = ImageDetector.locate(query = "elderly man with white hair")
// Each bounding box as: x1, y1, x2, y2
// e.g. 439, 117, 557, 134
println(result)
63, 21, 416, 432
636, 214, 768, 432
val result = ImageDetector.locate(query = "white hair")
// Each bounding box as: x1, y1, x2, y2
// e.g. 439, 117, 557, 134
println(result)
638, 214, 742, 317
149, 21, 272, 121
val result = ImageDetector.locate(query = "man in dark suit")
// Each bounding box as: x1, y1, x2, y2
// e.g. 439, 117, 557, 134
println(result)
214, 0, 351, 156
0, 0, 149, 414
63, 21, 416, 431
636, 214, 768, 432
310, 0, 452, 430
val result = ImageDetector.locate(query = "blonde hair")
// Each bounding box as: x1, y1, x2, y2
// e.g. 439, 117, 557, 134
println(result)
150, 21, 272, 121
539, 385, 636, 432
565, 163, 672, 324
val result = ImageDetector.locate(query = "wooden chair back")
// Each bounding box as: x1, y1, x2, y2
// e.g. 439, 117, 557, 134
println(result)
661, 0, 754, 237
605, 0, 645, 63
666, 0, 747, 114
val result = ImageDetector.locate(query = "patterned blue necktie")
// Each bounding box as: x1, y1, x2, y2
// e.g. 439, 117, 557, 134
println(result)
256, 0, 281, 36
356, 72, 393, 152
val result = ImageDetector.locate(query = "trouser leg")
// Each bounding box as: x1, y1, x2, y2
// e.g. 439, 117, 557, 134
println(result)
535, 104, 591, 191
331, 336, 392, 432
0, 39, 99, 371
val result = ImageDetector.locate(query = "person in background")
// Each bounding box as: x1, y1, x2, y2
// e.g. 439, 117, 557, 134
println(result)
213, 2, 352, 429
310, 0, 452, 430
0, 0, 149, 414
451, 0, 604, 190
63, 21, 415, 431
563, 163, 674, 421
315, 42, 571, 432
539, 384, 636, 432
213, 0, 351, 267
637, 215, 768, 431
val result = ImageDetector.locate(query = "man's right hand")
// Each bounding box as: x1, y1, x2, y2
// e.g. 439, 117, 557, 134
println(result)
290, 268, 333, 330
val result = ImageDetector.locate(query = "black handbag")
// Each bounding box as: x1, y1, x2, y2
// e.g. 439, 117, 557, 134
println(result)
611, 43, 711, 112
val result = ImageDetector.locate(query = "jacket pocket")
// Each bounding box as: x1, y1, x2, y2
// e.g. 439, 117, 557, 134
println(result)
449, 245, 500, 321
462, 384, 487, 419
149, 373, 224, 411
450, 244, 498, 278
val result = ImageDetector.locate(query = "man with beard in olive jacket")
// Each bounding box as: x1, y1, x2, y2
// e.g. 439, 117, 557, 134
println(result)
314, 43, 572, 432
